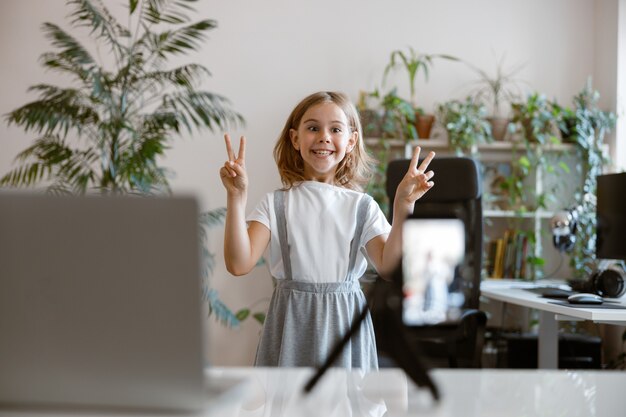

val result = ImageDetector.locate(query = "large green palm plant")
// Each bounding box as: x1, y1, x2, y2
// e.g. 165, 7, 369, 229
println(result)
2, 0, 242, 194
1, 0, 248, 327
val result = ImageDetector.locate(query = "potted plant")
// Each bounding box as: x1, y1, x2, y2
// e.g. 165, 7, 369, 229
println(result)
436, 96, 492, 155
0, 0, 257, 327
510, 93, 562, 145
383, 46, 458, 138
498, 93, 564, 213
362, 88, 418, 214
551, 101, 577, 144
464, 56, 525, 141
357, 90, 382, 138
358, 88, 417, 140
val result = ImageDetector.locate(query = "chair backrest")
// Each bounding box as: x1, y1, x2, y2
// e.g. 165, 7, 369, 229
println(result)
386, 157, 483, 309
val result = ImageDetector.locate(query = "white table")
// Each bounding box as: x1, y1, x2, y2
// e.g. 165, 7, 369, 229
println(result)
480, 279, 626, 369
4, 367, 626, 417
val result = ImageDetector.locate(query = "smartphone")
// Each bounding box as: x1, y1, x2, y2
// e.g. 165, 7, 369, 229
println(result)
401, 218, 465, 326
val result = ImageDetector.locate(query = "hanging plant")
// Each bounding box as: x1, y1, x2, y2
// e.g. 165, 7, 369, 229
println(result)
567, 79, 616, 279
506, 93, 568, 213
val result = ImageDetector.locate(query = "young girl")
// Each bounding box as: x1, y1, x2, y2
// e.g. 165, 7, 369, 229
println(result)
220, 91, 435, 371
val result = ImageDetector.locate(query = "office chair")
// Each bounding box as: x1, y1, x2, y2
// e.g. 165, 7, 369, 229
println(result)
381, 156, 487, 368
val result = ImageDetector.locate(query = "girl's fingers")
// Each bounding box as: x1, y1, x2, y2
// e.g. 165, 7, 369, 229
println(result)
409, 146, 422, 172
230, 161, 246, 177
418, 151, 436, 172
220, 165, 235, 179
221, 160, 247, 178
224, 133, 235, 162
237, 136, 246, 162
220, 160, 238, 177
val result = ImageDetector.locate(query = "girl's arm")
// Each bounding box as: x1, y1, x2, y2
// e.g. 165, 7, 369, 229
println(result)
220, 134, 270, 276
366, 146, 435, 280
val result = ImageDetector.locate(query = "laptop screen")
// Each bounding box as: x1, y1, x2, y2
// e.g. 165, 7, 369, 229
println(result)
0, 193, 207, 411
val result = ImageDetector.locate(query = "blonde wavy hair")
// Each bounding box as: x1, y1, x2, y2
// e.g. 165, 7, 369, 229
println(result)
273, 91, 375, 191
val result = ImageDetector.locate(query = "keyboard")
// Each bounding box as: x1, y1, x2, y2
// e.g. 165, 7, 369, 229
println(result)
524, 287, 577, 299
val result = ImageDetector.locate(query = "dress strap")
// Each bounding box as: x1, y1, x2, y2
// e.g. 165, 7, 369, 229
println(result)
273, 190, 293, 280
346, 194, 372, 280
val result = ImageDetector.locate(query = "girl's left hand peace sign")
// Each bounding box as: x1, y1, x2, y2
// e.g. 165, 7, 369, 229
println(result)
219, 133, 248, 196
394, 146, 435, 214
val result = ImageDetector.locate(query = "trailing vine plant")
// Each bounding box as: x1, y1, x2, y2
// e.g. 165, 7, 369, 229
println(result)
506, 93, 571, 279
566, 79, 616, 279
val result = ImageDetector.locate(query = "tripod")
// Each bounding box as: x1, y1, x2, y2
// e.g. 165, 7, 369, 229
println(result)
303, 276, 440, 401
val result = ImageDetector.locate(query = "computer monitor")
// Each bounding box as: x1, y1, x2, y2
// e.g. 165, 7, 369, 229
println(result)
596, 172, 626, 262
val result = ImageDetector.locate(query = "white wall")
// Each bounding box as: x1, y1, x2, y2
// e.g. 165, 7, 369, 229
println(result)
0, 0, 617, 365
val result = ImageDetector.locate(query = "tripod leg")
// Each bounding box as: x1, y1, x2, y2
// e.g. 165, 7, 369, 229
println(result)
383, 315, 440, 401
304, 278, 440, 403
303, 303, 369, 393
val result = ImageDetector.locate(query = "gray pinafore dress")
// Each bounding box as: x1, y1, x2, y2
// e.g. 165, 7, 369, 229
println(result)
254, 191, 378, 371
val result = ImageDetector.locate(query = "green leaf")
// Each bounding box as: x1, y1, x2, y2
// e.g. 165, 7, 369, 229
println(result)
203, 287, 240, 328
41, 22, 95, 66
529, 257, 545, 266
160, 91, 244, 133
235, 309, 250, 321
558, 161, 571, 173
140, 64, 212, 91
253, 312, 266, 324
518, 156, 530, 168
149, 20, 217, 58
67, 0, 129, 51
129, 0, 139, 14
8, 84, 100, 137
199, 207, 227, 227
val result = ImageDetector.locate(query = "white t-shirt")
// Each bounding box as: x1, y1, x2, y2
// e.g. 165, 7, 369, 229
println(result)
246, 181, 391, 283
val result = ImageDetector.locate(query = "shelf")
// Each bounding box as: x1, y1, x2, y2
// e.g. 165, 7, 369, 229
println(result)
365, 138, 448, 149
364, 138, 575, 154
365, 136, 580, 281
484, 210, 557, 219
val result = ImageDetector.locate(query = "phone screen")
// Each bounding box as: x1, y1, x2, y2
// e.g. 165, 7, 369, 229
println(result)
402, 218, 465, 326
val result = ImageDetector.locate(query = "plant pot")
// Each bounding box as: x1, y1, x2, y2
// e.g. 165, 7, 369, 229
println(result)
559, 117, 578, 144
487, 116, 510, 141
360, 109, 382, 137
415, 113, 435, 139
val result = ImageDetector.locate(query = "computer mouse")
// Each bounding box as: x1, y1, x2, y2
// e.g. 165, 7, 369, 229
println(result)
567, 293, 604, 305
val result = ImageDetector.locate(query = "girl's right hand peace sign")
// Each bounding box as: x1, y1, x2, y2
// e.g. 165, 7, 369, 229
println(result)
394, 146, 435, 215
220, 133, 248, 195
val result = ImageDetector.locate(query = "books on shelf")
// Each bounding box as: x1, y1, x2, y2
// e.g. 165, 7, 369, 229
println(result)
486, 229, 529, 279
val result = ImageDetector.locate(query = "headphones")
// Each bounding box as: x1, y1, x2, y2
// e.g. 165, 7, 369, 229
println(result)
551, 208, 626, 298
569, 261, 626, 298
589, 261, 626, 298
550, 208, 578, 253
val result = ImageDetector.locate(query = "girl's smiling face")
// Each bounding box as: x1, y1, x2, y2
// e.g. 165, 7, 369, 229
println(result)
289, 102, 357, 184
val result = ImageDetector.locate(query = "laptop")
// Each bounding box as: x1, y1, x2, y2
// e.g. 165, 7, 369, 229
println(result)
0, 192, 245, 412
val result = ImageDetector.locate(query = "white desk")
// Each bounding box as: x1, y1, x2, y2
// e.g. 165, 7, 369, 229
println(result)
3, 367, 625, 417
0, 368, 626, 417
481, 280, 626, 369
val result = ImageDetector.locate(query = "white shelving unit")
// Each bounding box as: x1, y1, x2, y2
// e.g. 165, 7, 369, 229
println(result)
365, 137, 579, 280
